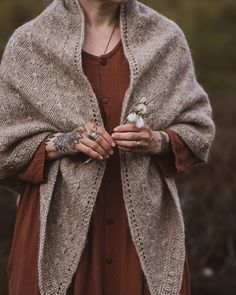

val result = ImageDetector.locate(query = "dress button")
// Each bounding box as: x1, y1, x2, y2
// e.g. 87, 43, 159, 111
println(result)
106, 217, 113, 225
101, 97, 109, 104
105, 257, 112, 264
100, 58, 107, 65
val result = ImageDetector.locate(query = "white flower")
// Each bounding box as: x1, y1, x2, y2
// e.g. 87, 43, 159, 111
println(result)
127, 112, 138, 122
125, 96, 148, 128
140, 97, 147, 104
136, 116, 145, 128
136, 103, 147, 115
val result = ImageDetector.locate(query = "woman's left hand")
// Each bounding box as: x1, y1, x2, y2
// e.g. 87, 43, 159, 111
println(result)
111, 123, 170, 155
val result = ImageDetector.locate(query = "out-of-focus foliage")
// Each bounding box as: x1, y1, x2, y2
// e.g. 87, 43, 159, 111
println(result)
178, 95, 236, 295
0, 1, 235, 295
145, 0, 236, 94
0, 0, 48, 51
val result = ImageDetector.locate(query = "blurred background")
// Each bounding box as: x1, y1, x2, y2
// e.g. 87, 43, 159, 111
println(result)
0, 0, 235, 294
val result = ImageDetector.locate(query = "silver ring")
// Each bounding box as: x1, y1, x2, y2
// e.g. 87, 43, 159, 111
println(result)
89, 130, 99, 141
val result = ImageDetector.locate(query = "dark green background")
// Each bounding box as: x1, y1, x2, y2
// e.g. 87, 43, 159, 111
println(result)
0, 1, 235, 294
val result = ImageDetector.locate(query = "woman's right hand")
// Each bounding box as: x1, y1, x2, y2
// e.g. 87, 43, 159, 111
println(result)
44, 122, 116, 161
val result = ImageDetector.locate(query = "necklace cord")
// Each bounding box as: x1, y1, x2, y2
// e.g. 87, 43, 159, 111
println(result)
103, 19, 118, 55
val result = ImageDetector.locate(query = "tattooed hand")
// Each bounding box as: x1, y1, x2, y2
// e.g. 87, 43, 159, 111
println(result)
44, 122, 116, 161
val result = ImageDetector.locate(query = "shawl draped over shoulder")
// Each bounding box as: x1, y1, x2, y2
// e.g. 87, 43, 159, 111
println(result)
0, 0, 215, 294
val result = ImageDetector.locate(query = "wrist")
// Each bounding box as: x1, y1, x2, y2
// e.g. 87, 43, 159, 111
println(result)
44, 133, 65, 153
44, 132, 79, 161
158, 131, 171, 156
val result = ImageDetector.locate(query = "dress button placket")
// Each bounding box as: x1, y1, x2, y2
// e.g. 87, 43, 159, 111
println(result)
100, 58, 107, 66
101, 97, 109, 104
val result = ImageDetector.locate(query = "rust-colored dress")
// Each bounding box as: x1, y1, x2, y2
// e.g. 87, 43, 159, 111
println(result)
7, 39, 198, 295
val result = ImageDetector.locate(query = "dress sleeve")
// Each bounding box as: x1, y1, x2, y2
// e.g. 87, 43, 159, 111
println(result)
154, 129, 200, 178
17, 141, 47, 184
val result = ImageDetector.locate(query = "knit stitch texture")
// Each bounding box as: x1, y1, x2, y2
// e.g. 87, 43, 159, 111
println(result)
0, 0, 215, 294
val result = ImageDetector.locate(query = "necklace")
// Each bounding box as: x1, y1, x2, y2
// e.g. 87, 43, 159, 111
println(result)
102, 20, 118, 56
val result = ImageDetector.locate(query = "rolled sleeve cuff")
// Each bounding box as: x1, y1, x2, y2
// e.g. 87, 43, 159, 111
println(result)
17, 141, 47, 184
155, 129, 199, 178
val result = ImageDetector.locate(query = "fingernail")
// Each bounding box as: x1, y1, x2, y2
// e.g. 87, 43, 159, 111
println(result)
112, 142, 116, 147
110, 150, 114, 155
113, 127, 118, 131
99, 156, 103, 160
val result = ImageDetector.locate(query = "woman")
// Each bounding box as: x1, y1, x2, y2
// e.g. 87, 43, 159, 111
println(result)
0, 0, 215, 294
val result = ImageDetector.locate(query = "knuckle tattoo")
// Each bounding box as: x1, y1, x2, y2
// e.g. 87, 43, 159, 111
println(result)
45, 126, 85, 153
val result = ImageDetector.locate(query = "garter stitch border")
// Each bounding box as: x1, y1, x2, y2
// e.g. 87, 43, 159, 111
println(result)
118, 2, 154, 290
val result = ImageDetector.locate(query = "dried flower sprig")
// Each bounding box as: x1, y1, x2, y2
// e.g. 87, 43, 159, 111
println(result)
123, 97, 148, 128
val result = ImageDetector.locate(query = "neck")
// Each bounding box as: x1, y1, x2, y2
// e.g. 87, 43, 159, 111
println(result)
79, 0, 122, 28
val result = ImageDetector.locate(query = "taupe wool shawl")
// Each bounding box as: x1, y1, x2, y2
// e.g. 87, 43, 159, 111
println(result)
0, 0, 215, 294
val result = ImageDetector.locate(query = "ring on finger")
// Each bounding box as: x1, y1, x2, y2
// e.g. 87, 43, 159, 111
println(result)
88, 129, 99, 141
136, 140, 141, 147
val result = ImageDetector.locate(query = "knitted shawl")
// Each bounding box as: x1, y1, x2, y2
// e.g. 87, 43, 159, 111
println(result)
0, 0, 215, 294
